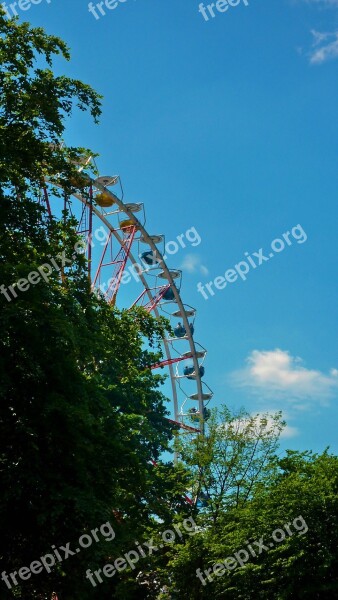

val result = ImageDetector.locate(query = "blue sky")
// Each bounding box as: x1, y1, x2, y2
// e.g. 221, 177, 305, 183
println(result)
16, 0, 338, 454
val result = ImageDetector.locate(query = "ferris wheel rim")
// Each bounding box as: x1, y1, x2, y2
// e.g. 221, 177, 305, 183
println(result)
91, 178, 207, 432
45, 176, 209, 434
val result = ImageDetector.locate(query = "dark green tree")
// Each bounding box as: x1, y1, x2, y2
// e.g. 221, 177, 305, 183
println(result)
165, 439, 338, 599
179, 406, 283, 524
0, 7, 100, 192
0, 10, 190, 599
139, 406, 283, 597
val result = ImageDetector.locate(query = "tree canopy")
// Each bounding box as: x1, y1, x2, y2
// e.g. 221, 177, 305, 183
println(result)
165, 448, 338, 599
0, 12, 189, 599
1, 9, 338, 600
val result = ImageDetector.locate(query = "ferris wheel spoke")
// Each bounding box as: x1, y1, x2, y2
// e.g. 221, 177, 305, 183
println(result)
39, 152, 213, 443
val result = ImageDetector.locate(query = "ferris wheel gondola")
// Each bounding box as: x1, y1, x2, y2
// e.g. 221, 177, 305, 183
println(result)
41, 149, 213, 439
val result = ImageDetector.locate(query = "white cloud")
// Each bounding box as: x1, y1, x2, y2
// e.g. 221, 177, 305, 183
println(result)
200, 265, 209, 276
231, 349, 338, 406
309, 29, 338, 63
281, 423, 300, 438
222, 413, 299, 439
295, 1, 338, 63
180, 254, 209, 276
311, 29, 331, 44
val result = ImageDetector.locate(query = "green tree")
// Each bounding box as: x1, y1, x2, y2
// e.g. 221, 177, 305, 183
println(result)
0, 11, 190, 599
166, 442, 338, 599
145, 406, 283, 597
179, 406, 283, 524
0, 7, 100, 192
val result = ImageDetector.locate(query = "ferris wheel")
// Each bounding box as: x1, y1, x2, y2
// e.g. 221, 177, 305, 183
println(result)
41, 149, 213, 440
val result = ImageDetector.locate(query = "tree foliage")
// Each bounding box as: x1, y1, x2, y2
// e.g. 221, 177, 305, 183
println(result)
179, 406, 283, 524
2, 10, 338, 600
0, 6, 100, 193
166, 445, 338, 599
0, 12, 189, 599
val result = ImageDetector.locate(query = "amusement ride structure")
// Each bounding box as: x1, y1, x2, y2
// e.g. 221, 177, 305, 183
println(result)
41, 149, 213, 444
